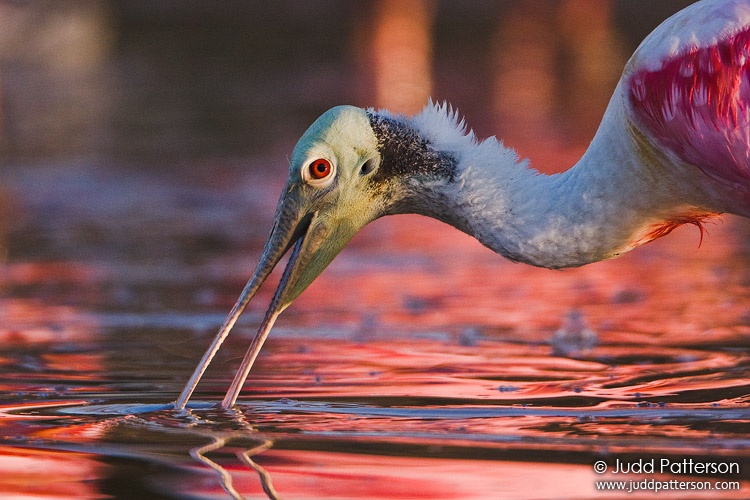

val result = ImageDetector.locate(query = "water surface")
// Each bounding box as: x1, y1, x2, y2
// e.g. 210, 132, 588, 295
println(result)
0, 1, 748, 499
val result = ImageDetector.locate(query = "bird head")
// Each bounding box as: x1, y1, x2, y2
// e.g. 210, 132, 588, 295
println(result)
177, 103, 465, 408
245, 104, 459, 314
202, 104, 461, 395
248, 105, 390, 311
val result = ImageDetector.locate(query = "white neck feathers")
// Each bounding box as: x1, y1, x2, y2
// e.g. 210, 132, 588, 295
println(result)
406, 97, 713, 269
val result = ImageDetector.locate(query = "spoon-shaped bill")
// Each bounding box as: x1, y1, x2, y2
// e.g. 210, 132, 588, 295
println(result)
174, 182, 360, 409
173, 192, 307, 410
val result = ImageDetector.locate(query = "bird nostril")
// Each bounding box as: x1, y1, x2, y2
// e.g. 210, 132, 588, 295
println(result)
360, 156, 379, 176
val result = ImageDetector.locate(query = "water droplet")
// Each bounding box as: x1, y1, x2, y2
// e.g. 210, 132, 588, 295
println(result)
611, 288, 645, 304
551, 309, 597, 357
497, 385, 519, 393
458, 328, 481, 346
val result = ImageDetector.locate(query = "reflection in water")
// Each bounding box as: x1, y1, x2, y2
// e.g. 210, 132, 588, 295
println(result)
1, 395, 748, 499
1, 236, 749, 498
0, 445, 105, 500
550, 309, 597, 357
190, 431, 279, 500
182, 406, 281, 500
0, 1, 748, 499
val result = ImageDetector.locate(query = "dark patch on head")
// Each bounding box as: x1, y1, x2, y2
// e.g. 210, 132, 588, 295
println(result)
367, 112, 457, 184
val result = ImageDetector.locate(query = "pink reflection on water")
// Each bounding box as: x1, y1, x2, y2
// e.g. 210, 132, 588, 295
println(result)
0, 446, 106, 500
253, 452, 592, 500
243, 333, 748, 406
0, 298, 96, 345
173, 449, 749, 500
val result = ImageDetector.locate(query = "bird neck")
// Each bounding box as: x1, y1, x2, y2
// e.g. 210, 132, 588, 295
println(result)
401, 99, 715, 269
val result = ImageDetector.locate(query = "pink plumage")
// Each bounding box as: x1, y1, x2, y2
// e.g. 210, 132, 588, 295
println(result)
628, 1, 750, 213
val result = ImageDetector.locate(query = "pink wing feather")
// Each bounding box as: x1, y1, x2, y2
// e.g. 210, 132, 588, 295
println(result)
627, 0, 750, 208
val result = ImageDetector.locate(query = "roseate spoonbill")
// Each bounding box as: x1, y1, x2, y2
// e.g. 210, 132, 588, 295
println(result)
175, 0, 750, 410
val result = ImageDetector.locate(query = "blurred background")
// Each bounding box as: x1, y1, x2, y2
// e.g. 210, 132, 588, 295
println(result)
0, 0, 695, 268
0, 0, 697, 164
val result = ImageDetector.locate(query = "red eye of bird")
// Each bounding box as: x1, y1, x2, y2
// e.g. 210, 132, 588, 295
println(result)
308, 158, 332, 180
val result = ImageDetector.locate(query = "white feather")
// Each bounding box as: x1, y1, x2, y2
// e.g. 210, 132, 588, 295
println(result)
632, 0, 750, 71
397, 82, 723, 269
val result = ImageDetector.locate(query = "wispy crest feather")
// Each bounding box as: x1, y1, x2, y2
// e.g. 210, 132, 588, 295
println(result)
411, 99, 477, 154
